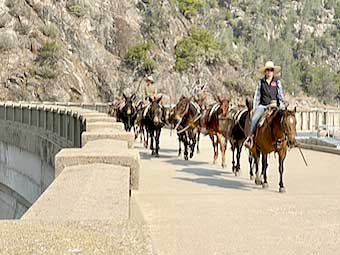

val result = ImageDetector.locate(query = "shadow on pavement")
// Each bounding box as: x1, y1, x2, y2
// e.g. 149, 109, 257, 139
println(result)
165, 158, 207, 166
178, 167, 231, 177
140, 151, 174, 160
174, 177, 252, 191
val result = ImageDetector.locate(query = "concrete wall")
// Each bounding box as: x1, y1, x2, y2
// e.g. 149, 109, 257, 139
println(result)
0, 101, 137, 222
0, 102, 85, 219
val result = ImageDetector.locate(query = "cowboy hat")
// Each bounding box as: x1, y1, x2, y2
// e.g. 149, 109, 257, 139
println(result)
145, 75, 154, 83
258, 61, 281, 75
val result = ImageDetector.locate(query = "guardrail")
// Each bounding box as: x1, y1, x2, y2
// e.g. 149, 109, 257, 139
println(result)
0, 102, 85, 156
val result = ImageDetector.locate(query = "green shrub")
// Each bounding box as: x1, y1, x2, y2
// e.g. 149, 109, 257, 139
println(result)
36, 41, 61, 66
40, 23, 59, 38
66, 0, 86, 17
176, 0, 204, 18
124, 42, 157, 74
174, 28, 220, 71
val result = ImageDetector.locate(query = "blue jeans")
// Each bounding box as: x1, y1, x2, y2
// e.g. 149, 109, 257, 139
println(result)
247, 105, 266, 136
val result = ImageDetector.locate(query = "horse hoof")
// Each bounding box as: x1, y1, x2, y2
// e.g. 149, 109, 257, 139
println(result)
190, 153, 194, 158
155, 154, 160, 158
250, 176, 255, 181
255, 179, 262, 185
151, 151, 155, 155
234, 171, 240, 177
184, 155, 188, 160
262, 183, 269, 189
279, 187, 286, 193
221, 163, 226, 168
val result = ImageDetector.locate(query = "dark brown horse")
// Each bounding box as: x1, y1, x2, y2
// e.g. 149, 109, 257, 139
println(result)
227, 99, 253, 176
143, 96, 166, 157
200, 96, 230, 167
249, 106, 297, 192
169, 96, 201, 160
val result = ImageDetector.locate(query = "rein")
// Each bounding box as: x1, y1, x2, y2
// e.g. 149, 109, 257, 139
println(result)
176, 102, 202, 134
173, 100, 191, 131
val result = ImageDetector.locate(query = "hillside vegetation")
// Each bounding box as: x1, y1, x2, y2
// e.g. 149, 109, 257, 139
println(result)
0, 0, 339, 105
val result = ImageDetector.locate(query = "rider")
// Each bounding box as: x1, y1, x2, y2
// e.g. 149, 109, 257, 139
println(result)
244, 61, 285, 149
144, 75, 157, 101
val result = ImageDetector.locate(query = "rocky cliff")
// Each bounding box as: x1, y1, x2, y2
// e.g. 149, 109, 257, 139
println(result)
0, 0, 339, 106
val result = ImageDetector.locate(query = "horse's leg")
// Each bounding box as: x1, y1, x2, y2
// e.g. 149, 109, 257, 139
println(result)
231, 142, 236, 173
196, 131, 200, 154
190, 132, 196, 158
254, 150, 262, 185
262, 153, 269, 188
209, 134, 217, 164
144, 126, 149, 148
235, 142, 242, 176
183, 132, 189, 160
249, 150, 255, 180
218, 133, 226, 168
178, 134, 182, 157
155, 128, 161, 157
278, 149, 287, 193
150, 129, 155, 155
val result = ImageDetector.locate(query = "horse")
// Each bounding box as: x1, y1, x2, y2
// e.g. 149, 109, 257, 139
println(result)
169, 96, 202, 160
227, 99, 254, 176
116, 94, 137, 132
249, 105, 297, 193
134, 99, 148, 144
143, 96, 166, 157
200, 96, 230, 167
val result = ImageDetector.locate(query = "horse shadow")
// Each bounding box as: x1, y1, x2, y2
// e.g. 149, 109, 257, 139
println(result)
165, 158, 207, 166
140, 151, 174, 160
178, 167, 230, 177
174, 176, 252, 191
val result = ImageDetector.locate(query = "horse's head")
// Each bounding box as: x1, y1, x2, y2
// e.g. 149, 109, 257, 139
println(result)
281, 107, 297, 148
171, 96, 190, 122
149, 96, 164, 126
215, 95, 229, 116
122, 93, 136, 116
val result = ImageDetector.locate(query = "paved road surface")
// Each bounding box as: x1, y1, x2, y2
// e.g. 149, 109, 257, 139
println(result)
133, 130, 340, 255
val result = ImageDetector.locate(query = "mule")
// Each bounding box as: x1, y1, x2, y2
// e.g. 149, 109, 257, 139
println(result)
227, 99, 253, 176
170, 96, 201, 160
116, 94, 137, 132
249, 106, 297, 192
143, 96, 166, 157
200, 96, 230, 167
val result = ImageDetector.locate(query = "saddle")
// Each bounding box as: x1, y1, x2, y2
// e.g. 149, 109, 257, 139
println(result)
258, 107, 275, 128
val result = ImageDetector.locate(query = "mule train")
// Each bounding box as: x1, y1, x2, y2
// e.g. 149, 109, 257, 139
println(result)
109, 93, 297, 193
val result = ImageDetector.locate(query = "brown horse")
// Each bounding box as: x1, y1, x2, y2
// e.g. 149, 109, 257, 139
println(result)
200, 96, 230, 167
249, 106, 297, 193
169, 96, 202, 160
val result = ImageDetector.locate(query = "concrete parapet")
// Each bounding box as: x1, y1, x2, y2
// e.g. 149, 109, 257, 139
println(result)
84, 116, 116, 123
86, 121, 124, 132
83, 139, 128, 150
23, 163, 130, 222
82, 130, 135, 148
55, 139, 139, 190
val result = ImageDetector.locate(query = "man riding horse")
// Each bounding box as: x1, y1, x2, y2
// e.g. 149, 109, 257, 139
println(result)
244, 61, 285, 149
